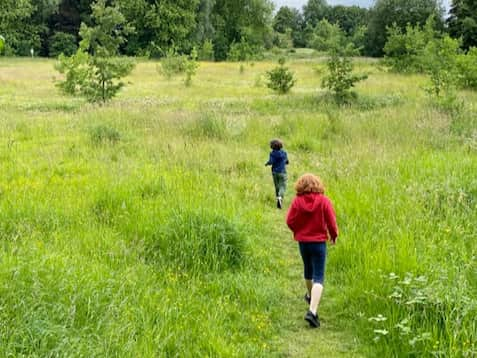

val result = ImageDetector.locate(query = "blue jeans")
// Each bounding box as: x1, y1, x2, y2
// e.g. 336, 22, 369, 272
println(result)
299, 242, 327, 284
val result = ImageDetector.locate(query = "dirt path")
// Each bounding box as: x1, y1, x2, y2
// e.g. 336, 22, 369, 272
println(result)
271, 216, 365, 357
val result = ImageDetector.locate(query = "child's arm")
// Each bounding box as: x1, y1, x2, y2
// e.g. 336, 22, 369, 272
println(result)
265, 153, 273, 166
286, 198, 299, 232
285, 151, 289, 165
324, 198, 338, 243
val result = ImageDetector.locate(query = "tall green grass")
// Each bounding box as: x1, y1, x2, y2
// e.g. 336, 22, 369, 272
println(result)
0, 58, 475, 356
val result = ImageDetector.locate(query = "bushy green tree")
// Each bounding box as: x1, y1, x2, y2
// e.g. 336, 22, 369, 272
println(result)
55, 0, 135, 103
309, 19, 345, 52
266, 58, 296, 94
365, 0, 444, 57
447, 0, 477, 50
0, 0, 36, 55
383, 17, 437, 73
212, 0, 274, 61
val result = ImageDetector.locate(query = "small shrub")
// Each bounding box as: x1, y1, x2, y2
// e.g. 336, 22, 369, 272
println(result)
198, 39, 214, 61
159, 48, 199, 86
159, 49, 188, 80
89, 124, 121, 145
49, 32, 78, 57
266, 59, 296, 94
383, 18, 436, 73
147, 209, 245, 273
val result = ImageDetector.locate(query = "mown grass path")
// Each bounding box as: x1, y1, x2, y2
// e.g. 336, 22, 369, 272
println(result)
267, 211, 365, 357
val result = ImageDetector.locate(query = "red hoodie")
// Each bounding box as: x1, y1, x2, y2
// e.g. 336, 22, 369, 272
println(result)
286, 193, 338, 243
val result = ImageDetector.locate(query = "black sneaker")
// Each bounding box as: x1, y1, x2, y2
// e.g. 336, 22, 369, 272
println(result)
304, 310, 320, 328
304, 293, 311, 305
277, 196, 282, 209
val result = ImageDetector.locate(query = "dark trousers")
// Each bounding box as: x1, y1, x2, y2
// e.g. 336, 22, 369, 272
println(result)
272, 172, 287, 198
299, 242, 327, 284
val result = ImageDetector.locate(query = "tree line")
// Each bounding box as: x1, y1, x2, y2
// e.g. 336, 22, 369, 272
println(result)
0, 0, 475, 59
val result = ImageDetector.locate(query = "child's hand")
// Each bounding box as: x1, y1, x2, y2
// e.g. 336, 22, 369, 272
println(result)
330, 237, 337, 245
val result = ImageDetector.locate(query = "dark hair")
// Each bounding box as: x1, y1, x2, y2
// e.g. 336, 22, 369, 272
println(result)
270, 139, 283, 150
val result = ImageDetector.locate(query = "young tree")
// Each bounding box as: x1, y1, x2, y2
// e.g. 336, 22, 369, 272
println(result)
422, 35, 461, 98
320, 28, 368, 103
447, 0, 477, 50
55, 0, 135, 103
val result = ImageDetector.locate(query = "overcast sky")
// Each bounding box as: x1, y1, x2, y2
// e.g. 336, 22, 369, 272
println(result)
272, 0, 450, 11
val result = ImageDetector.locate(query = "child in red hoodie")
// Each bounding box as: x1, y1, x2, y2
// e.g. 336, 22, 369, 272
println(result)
286, 173, 338, 328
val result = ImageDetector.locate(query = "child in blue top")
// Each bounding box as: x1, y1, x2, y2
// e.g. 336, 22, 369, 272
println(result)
265, 139, 289, 209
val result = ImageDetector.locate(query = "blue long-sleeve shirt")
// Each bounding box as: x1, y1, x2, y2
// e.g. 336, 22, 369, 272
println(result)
265, 149, 289, 173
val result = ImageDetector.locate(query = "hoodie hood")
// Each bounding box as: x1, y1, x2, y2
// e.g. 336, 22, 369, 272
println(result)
295, 193, 323, 213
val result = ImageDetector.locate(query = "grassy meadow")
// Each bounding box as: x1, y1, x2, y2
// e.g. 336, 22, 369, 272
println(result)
0, 57, 476, 357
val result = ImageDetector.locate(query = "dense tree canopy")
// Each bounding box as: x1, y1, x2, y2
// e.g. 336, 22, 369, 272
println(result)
447, 0, 477, 50
303, 0, 328, 28
116, 0, 199, 57
325, 5, 369, 35
0, 0, 36, 55
1, 0, 471, 59
365, 0, 444, 56
273, 6, 305, 47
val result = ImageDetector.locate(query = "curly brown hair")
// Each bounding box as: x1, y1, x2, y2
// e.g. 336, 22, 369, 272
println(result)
270, 139, 283, 150
294, 173, 325, 195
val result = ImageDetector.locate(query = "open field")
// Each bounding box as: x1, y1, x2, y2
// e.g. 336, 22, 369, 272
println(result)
0, 58, 476, 357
